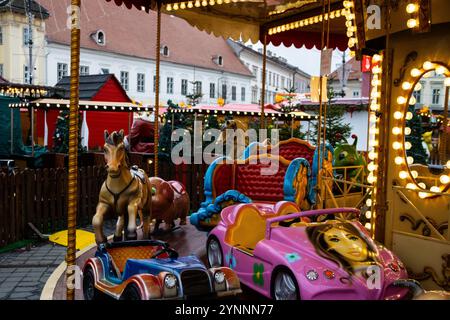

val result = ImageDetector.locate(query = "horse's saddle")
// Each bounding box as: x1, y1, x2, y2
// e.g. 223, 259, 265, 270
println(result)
130, 165, 146, 184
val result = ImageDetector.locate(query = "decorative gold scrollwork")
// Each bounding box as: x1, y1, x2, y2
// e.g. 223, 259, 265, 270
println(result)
408, 254, 450, 291
399, 213, 448, 237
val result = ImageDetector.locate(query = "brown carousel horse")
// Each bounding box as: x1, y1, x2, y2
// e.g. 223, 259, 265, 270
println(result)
92, 130, 152, 244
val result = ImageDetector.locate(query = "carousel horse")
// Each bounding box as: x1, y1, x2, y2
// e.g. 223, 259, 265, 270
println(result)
92, 130, 152, 244
216, 119, 249, 159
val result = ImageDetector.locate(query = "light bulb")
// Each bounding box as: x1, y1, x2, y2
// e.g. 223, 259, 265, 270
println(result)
409, 96, 417, 105
166, 4, 172, 10
372, 54, 382, 63
365, 211, 372, 219
414, 82, 422, 91
365, 223, 372, 230
397, 96, 407, 104
406, 112, 413, 120
407, 18, 418, 28
410, 68, 421, 77
406, 183, 417, 190
366, 199, 372, 207
446, 160, 450, 169
440, 175, 450, 184
367, 175, 376, 184
406, 3, 418, 13
394, 111, 403, 119
418, 192, 429, 199
407, 156, 414, 164
395, 157, 404, 165
402, 82, 412, 90
393, 142, 402, 150
435, 66, 447, 75
411, 170, 419, 179
392, 127, 401, 135
368, 151, 377, 160
423, 61, 434, 70
430, 186, 440, 193
399, 171, 408, 179
368, 162, 377, 172
405, 141, 412, 150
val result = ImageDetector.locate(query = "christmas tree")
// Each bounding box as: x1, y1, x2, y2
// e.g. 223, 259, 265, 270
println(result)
405, 105, 428, 164
311, 88, 352, 147
52, 109, 86, 154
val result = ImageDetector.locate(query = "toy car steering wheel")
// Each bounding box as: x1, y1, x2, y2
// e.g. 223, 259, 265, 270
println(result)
151, 247, 179, 260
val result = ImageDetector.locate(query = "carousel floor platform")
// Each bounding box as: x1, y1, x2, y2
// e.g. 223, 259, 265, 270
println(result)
41, 221, 266, 300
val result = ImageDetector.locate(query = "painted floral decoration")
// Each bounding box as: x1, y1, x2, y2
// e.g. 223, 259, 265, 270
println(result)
225, 251, 237, 270
253, 263, 264, 286
285, 252, 301, 264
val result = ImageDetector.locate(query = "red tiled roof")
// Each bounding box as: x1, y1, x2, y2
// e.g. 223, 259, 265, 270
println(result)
329, 57, 362, 81
37, 0, 253, 77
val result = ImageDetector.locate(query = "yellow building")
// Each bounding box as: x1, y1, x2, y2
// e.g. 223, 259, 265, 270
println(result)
0, 1, 48, 85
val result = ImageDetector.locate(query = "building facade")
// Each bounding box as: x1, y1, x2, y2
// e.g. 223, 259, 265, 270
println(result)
227, 40, 310, 105
39, 0, 253, 106
0, 1, 48, 85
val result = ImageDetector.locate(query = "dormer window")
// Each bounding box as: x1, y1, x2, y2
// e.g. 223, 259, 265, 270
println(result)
91, 30, 106, 46
213, 55, 223, 66
161, 45, 169, 57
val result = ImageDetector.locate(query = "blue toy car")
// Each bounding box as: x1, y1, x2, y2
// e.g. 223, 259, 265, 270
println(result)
82, 240, 241, 300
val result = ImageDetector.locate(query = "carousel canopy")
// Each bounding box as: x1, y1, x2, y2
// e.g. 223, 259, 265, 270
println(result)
106, 0, 349, 50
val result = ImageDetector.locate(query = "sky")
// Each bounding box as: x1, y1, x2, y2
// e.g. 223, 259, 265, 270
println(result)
247, 41, 351, 76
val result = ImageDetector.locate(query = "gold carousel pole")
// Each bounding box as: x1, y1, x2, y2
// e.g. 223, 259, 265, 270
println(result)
66, 0, 81, 301
260, 33, 267, 130
154, 3, 161, 177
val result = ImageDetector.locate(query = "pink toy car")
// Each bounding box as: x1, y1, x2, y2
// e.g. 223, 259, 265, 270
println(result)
206, 201, 411, 300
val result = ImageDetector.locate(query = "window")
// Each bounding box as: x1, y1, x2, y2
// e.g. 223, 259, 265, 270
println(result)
161, 45, 169, 57
153, 75, 158, 92
80, 66, 89, 76
120, 71, 129, 91
57, 63, 68, 81
195, 81, 202, 95
241, 87, 245, 102
432, 88, 440, 105
222, 84, 227, 99
23, 27, 31, 46
353, 91, 360, 97
23, 65, 30, 84
101, 68, 109, 74
167, 77, 174, 94
252, 66, 258, 77
210, 83, 215, 99
0, 26, 3, 45
268, 72, 272, 85
0, 64, 3, 77
251, 87, 258, 104
137, 73, 145, 92
281, 76, 285, 89
276, 74, 279, 87
231, 86, 236, 101
218, 56, 223, 66
96, 31, 105, 45
413, 89, 421, 103
181, 79, 188, 95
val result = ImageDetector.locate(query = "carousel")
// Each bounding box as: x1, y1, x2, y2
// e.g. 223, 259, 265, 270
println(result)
38, 0, 449, 300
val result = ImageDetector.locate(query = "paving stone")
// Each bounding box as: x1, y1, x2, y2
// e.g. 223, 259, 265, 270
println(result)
12, 286, 37, 293
9, 292, 32, 299
17, 281, 40, 287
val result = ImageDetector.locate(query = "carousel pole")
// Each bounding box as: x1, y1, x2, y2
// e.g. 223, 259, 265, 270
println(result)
153, 3, 161, 177
66, 0, 81, 301
321, 0, 331, 164
260, 33, 267, 130
10, 109, 13, 154
439, 87, 449, 163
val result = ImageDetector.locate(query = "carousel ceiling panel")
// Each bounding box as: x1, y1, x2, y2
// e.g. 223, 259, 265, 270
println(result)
105, 0, 348, 49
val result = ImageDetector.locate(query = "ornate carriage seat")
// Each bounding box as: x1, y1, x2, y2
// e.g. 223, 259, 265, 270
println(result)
190, 153, 312, 230
243, 137, 316, 166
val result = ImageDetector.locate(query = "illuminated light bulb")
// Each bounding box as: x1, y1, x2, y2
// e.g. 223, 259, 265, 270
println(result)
365, 223, 372, 230
407, 156, 414, 164
201, 0, 208, 6
414, 82, 422, 91
346, 20, 353, 28
195, 0, 201, 7
395, 157, 404, 165
368, 151, 377, 160
405, 141, 412, 150
371, 91, 381, 99
410, 68, 421, 77
411, 171, 419, 179
372, 79, 381, 86
406, 183, 417, 190
348, 13, 355, 20
335, 11, 341, 18
406, 112, 413, 120
343, 1, 353, 9
435, 66, 447, 75
372, 54, 382, 63
294, 21, 300, 28
217, 0, 223, 3
347, 31, 354, 38
370, 113, 377, 122
406, 3, 418, 13
417, 182, 426, 189
299, 21, 304, 27
372, 66, 382, 74
368, 162, 377, 172
423, 61, 434, 70
393, 141, 402, 150
399, 171, 408, 179
402, 82, 412, 90
330, 12, 335, 19
418, 192, 429, 199
323, 13, 328, 21
166, 4, 173, 10
367, 174, 377, 184
366, 199, 372, 207
430, 186, 440, 193
187, 1, 194, 8
371, 139, 379, 147
281, 25, 286, 32
446, 160, 450, 169
397, 96, 407, 104
365, 211, 372, 219
394, 111, 403, 120
304, 20, 309, 26
309, 17, 314, 24
407, 18, 418, 28
392, 127, 401, 135
445, 78, 450, 87
314, 16, 319, 23
409, 96, 417, 105
440, 175, 450, 184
